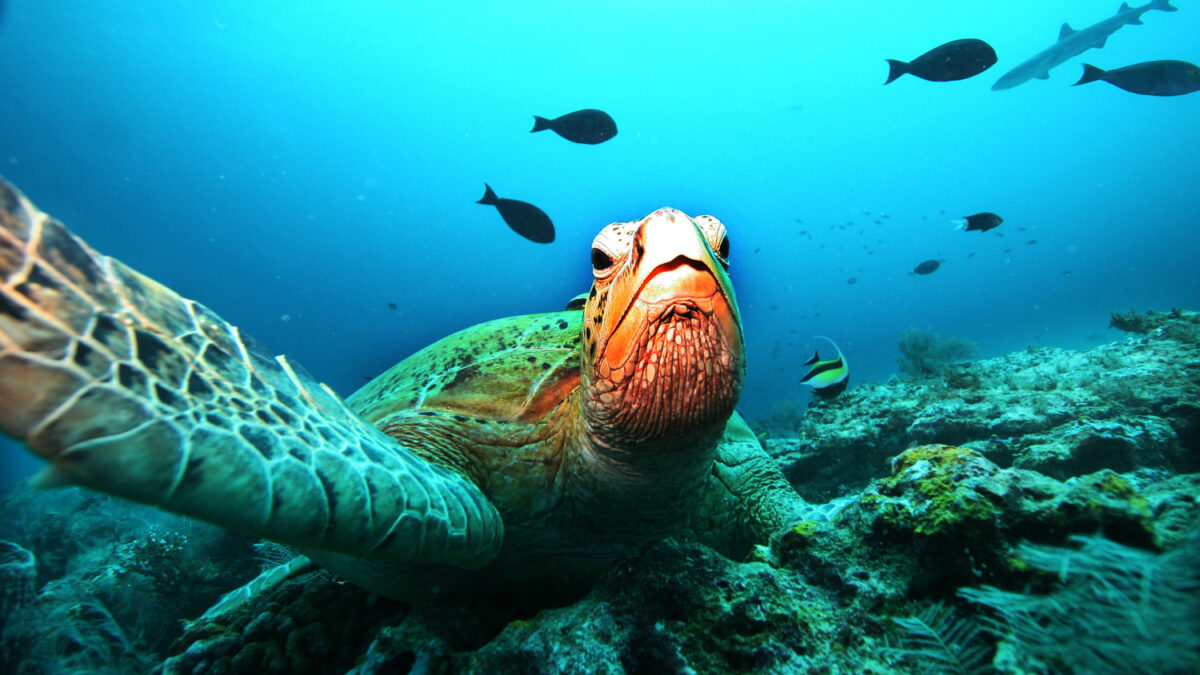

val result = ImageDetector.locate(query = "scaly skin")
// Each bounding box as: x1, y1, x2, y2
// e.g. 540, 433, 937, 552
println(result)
0, 176, 501, 568
0, 177, 808, 601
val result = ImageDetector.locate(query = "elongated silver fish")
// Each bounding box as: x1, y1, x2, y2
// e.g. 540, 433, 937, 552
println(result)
993, 0, 1178, 91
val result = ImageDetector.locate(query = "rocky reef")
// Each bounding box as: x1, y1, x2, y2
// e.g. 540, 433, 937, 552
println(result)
761, 307, 1200, 501
1, 309, 1197, 674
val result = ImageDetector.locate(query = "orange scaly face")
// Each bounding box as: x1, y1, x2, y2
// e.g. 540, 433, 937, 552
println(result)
580, 208, 744, 449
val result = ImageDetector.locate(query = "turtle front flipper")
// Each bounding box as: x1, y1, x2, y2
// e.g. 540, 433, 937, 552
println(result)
0, 176, 501, 569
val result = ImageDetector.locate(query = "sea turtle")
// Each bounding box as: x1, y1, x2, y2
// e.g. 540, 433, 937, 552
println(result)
0, 176, 812, 602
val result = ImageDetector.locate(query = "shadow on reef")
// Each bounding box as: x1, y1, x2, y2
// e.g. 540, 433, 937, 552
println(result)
0, 309, 1197, 674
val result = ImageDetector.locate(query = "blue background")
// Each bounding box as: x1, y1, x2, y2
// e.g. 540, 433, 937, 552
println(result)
2, 1, 1198, 483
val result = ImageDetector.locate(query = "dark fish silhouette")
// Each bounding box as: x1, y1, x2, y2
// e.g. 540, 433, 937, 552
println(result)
476, 184, 554, 243
387, 302, 397, 310
531, 109, 617, 145
912, 260, 942, 275
885, 39, 998, 84
953, 212, 1004, 233
1073, 60, 1200, 96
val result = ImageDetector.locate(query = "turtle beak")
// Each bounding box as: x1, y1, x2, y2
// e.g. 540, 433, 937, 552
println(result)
598, 209, 743, 376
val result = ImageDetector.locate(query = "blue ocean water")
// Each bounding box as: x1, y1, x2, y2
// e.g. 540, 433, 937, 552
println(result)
1, 0, 1198, 483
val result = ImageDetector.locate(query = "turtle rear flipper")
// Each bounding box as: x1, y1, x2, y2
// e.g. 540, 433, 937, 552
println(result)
0, 176, 502, 569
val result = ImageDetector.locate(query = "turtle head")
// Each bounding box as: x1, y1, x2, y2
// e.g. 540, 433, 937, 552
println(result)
580, 208, 744, 451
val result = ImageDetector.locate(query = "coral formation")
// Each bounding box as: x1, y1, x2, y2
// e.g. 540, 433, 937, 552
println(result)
1, 309, 1197, 673
0, 539, 35, 623
883, 602, 993, 675
896, 327, 979, 377
0, 487, 260, 673
961, 530, 1200, 675
766, 309, 1200, 501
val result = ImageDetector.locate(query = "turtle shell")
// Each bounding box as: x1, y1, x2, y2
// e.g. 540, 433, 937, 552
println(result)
347, 310, 584, 427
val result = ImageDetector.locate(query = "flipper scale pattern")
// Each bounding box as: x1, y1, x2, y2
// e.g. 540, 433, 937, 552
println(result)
0, 176, 502, 568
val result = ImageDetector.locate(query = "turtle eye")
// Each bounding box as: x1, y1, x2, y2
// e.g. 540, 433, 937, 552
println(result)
591, 247, 615, 275
717, 235, 730, 265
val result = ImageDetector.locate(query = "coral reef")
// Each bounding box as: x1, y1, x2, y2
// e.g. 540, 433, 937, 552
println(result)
0, 540, 35, 623
961, 530, 1200, 675
151, 441, 1198, 674
765, 309, 1200, 501
1108, 307, 1198, 336
0, 487, 260, 674
1, 309, 1197, 674
896, 328, 979, 377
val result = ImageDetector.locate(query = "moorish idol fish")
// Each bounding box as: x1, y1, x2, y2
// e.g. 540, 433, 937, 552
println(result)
800, 336, 849, 398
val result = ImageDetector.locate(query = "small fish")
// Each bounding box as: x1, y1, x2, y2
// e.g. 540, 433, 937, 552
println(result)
885, 39, 998, 84
800, 336, 850, 398
754, 248, 761, 254
847, 277, 857, 284
912, 260, 941, 275
967, 252, 976, 258
531, 109, 617, 145
1073, 60, 1200, 96
953, 212, 1003, 233
387, 302, 397, 310
1026, 240, 1038, 245
477, 184, 555, 243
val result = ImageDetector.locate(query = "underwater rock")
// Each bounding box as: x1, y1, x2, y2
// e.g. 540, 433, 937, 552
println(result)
3, 311, 1198, 673
167, 538, 891, 674
0, 539, 35, 630
1108, 307, 1198, 335
824, 445, 1165, 597
0, 485, 260, 672
152, 444, 1196, 674
1014, 415, 1179, 477
3, 578, 154, 674
763, 310, 1200, 501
